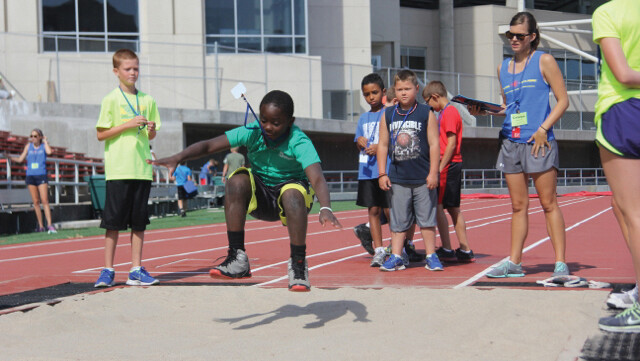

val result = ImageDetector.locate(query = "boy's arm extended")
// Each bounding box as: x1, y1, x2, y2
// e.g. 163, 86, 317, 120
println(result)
377, 112, 391, 191
439, 133, 456, 173
426, 111, 440, 189
151, 135, 231, 180
304, 162, 342, 228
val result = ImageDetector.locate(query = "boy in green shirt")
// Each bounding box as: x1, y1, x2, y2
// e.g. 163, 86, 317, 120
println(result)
94, 49, 161, 288
153, 90, 341, 292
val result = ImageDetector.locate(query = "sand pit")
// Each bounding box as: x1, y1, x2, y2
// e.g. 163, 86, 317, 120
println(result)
0, 286, 610, 360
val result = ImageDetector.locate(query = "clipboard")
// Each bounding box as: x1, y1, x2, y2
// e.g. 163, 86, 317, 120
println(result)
451, 94, 503, 113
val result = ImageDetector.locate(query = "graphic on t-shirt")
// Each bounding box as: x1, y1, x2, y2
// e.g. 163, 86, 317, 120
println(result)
392, 128, 421, 161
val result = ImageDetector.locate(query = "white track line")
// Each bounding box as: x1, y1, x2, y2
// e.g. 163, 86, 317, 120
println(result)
453, 206, 612, 289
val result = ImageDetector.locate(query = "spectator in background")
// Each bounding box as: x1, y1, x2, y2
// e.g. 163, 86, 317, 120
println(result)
172, 162, 193, 217
199, 159, 218, 185
11, 128, 56, 233
222, 147, 245, 183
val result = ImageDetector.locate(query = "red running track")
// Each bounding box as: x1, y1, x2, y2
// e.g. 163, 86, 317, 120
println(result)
0, 195, 633, 295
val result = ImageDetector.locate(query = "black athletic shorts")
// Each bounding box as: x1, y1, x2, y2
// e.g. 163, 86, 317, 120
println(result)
438, 161, 462, 208
356, 179, 389, 208
100, 179, 151, 231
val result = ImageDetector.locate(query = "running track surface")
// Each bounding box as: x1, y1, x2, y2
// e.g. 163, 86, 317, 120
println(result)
0, 195, 634, 295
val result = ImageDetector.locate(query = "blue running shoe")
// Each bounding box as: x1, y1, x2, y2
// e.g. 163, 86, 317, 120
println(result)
425, 253, 444, 271
94, 268, 115, 288
380, 254, 406, 272
126, 266, 159, 286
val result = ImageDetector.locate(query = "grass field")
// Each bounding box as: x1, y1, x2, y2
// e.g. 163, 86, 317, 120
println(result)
0, 200, 360, 246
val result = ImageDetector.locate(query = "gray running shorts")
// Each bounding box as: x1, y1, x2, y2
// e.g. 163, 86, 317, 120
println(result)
388, 183, 437, 232
496, 138, 559, 174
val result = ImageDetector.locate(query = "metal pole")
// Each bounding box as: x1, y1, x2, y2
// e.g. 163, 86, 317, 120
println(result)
55, 35, 61, 103
264, 52, 268, 93
74, 163, 79, 204
215, 42, 220, 110
202, 41, 207, 110
349, 65, 354, 121
309, 58, 312, 118
55, 161, 60, 204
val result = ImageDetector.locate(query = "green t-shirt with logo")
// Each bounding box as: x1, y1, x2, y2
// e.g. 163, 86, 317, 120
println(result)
225, 122, 320, 186
96, 88, 161, 180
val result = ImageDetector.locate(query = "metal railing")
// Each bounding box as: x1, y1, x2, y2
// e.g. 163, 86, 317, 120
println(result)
0, 155, 172, 205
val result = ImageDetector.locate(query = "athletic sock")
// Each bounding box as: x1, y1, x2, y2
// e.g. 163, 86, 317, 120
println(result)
375, 246, 385, 254
509, 260, 521, 266
105, 267, 115, 272
130, 266, 141, 272
458, 248, 471, 254
228, 231, 245, 251
441, 247, 452, 252
290, 244, 306, 262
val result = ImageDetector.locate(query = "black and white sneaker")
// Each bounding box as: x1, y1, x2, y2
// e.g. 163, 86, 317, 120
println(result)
209, 248, 252, 279
288, 258, 310, 292
353, 223, 374, 255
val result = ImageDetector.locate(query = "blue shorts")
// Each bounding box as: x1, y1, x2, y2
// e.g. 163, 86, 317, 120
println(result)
599, 97, 640, 158
25, 174, 48, 186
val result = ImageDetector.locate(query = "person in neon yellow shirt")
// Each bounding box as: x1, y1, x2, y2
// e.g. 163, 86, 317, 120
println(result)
94, 49, 161, 288
593, 0, 640, 333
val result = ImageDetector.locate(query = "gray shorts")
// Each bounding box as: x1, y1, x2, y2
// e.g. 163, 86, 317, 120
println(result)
496, 138, 559, 174
388, 183, 437, 232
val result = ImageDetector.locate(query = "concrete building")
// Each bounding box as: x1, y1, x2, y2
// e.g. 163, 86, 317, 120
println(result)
0, 0, 602, 172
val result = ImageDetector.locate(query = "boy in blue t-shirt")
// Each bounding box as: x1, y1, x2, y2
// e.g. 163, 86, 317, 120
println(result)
152, 90, 341, 291
172, 163, 193, 217
377, 70, 443, 272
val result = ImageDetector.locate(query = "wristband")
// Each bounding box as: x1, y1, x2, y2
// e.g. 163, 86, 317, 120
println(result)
539, 125, 548, 132
319, 207, 333, 213
378, 173, 388, 178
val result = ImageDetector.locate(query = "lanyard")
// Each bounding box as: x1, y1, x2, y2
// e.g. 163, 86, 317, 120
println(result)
119, 86, 140, 116
366, 110, 382, 146
437, 103, 450, 129
510, 51, 533, 113
243, 102, 289, 147
391, 103, 417, 147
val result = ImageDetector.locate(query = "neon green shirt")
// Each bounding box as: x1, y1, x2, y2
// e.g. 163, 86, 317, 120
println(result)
225, 122, 320, 186
96, 88, 161, 180
593, 0, 640, 131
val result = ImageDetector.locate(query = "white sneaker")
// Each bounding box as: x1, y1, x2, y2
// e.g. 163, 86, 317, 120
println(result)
370, 248, 386, 267
607, 286, 638, 310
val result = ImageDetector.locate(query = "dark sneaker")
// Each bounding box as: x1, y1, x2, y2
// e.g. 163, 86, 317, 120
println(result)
486, 260, 524, 278
353, 223, 374, 255
435, 247, 457, 263
380, 254, 405, 272
551, 261, 570, 277
404, 239, 425, 262
94, 268, 115, 288
425, 253, 444, 271
599, 302, 640, 333
181, 211, 187, 218
455, 248, 476, 263
126, 267, 159, 286
288, 258, 310, 292
210, 248, 252, 279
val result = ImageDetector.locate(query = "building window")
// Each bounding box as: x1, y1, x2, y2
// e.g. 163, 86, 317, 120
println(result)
400, 46, 426, 70
205, 0, 307, 54
41, 0, 139, 53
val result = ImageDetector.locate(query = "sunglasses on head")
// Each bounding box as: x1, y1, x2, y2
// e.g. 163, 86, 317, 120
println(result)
505, 31, 531, 41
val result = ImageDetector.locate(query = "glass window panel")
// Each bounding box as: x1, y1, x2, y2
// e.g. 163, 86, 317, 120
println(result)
264, 37, 292, 53
80, 34, 106, 51
237, 0, 260, 35
107, 0, 139, 33
294, 0, 305, 35
555, 58, 566, 78
43, 34, 77, 51
566, 59, 580, 80
205, 0, 235, 35
582, 60, 596, 82
409, 55, 426, 70
238, 37, 261, 53
108, 35, 139, 52
79, 0, 104, 32
206, 37, 236, 53
42, 0, 76, 32
295, 37, 305, 53
263, 0, 292, 35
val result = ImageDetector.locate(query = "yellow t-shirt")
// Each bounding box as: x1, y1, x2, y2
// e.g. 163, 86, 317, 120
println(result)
96, 88, 161, 180
593, 0, 640, 127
